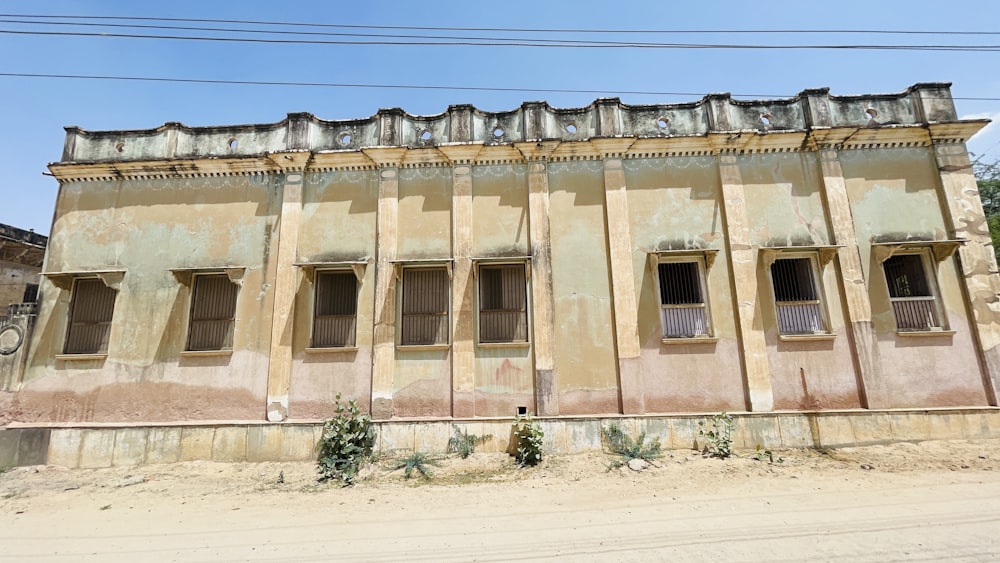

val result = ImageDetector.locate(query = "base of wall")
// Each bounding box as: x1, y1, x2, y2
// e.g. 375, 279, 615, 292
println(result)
2, 408, 999, 469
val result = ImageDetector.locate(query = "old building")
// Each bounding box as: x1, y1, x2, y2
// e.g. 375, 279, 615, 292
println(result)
0, 224, 45, 391
5, 82, 1000, 432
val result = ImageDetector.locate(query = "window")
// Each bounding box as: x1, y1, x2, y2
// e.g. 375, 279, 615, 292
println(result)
883, 253, 942, 331
312, 270, 358, 348
770, 257, 826, 334
478, 263, 528, 344
22, 283, 38, 303
186, 274, 239, 351
64, 278, 117, 354
400, 266, 449, 346
657, 259, 711, 338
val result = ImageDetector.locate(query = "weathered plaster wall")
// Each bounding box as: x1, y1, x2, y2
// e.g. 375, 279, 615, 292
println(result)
740, 153, 831, 247
547, 160, 619, 415
471, 164, 533, 417
624, 156, 746, 412
289, 170, 378, 419
841, 148, 989, 407
18, 175, 279, 422
0, 260, 39, 310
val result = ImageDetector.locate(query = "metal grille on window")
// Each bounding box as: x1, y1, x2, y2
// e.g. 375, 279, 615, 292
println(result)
658, 261, 708, 338
401, 267, 449, 345
187, 274, 239, 351
313, 271, 357, 347
64, 278, 117, 354
771, 258, 824, 334
479, 264, 528, 343
883, 254, 940, 330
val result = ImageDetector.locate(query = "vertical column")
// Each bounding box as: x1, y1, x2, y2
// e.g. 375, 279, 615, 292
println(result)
594, 140, 643, 414
931, 143, 1000, 405
816, 148, 884, 408
440, 147, 482, 418
518, 142, 559, 416
265, 166, 304, 422
369, 159, 401, 420
718, 154, 773, 411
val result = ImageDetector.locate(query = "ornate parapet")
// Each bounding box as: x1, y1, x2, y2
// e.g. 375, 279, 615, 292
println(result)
54, 83, 976, 170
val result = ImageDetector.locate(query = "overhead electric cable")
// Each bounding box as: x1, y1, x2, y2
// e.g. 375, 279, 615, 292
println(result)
1, 72, 997, 101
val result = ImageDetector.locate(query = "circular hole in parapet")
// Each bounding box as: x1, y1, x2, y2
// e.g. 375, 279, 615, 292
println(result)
656, 117, 670, 130
493, 126, 505, 138
565, 123, 578, 134
760, 113, 773, 126
337, 131, 353, 146
114, 142, 125, 153
865, 107, 879, 120
419, 129, 432, 142
228, 138, 239, 150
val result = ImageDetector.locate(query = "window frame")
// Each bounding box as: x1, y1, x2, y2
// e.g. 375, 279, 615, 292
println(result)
880, 249, 948, 333
309, 267, 360, 350
396, 262, 452, 349
648, 250, 718, 344
62, 275, 119, 357
762, 247, 838, 340
184, 272, 241, 354
475, 259, 531, 347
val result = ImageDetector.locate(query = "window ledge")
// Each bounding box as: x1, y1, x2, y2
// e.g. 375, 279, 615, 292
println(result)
397, 344, 451, 352
896, 329, 956, 337
55, 353, 108, 361
305, 346, 359, 354
478, 341, 531, 349
661, 336, 718, 345
180, 349, 234, 357
779, 333, 836, 342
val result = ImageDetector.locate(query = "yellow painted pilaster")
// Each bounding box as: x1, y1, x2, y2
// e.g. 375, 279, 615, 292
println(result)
366, 147, 407, 419
816, 148, 884, 408
931, 143, 1000, 405
718, 154, 773, 411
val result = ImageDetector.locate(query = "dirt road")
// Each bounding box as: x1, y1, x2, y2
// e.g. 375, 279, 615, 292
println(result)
2, 440, 998, 562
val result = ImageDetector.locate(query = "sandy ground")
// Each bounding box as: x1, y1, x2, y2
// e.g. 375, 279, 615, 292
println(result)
1, 439, 999, 562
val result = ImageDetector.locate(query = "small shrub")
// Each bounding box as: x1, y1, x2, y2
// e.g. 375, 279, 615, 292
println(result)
752, 444, 784, 464
602, 423, 662, 468
394, 451, 441, 479
512, 414, 544, 467
317, 394, 377, 486
447, 426, 491, 459
698, 412, 734, 459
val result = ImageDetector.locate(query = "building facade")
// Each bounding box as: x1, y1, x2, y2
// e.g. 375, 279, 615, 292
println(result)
0, 224, 45, 392
6, 83, 999, 426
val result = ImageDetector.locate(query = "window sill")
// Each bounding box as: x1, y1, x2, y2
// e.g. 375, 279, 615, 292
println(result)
661, 336, 718, 345
478, 341, 531, 349
305, 346, 359, 354
779, 333, 836, 342
180, 349, 234, 357
896, 329, 956, 337
397, 344, 451, 352
55, 353, 108, 361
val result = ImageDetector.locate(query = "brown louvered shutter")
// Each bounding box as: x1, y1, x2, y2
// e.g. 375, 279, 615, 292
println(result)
313, 271, 358, 347
187, 274, 239, 351
479, 264, 527, 343
64, 278, 117, 354
401, 267, 449, 345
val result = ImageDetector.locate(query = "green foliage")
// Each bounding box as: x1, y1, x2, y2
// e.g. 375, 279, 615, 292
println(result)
317, 394, 377, 486
752, 444, 784, 464
698, 412, 734, 459
447, 426, 492, 459
393, 451, 441, 479
601, 423, 663, 468
512, 414, 544, 467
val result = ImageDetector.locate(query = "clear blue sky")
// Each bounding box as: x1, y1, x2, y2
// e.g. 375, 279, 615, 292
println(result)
2, 0, 999, 235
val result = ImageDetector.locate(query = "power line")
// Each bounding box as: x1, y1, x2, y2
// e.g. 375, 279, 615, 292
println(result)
1, 28, 998, 51
2, 13, 998, 36
2, 72, 998, 101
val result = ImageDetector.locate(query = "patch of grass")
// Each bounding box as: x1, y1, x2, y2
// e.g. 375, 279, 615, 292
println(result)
393, 451, 441, 480
601, 423, 662, 468
752, 444, 784, 464
447, 427, 491, 459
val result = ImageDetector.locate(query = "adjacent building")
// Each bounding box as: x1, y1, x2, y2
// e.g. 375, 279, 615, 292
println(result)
6, 82, 999, 426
